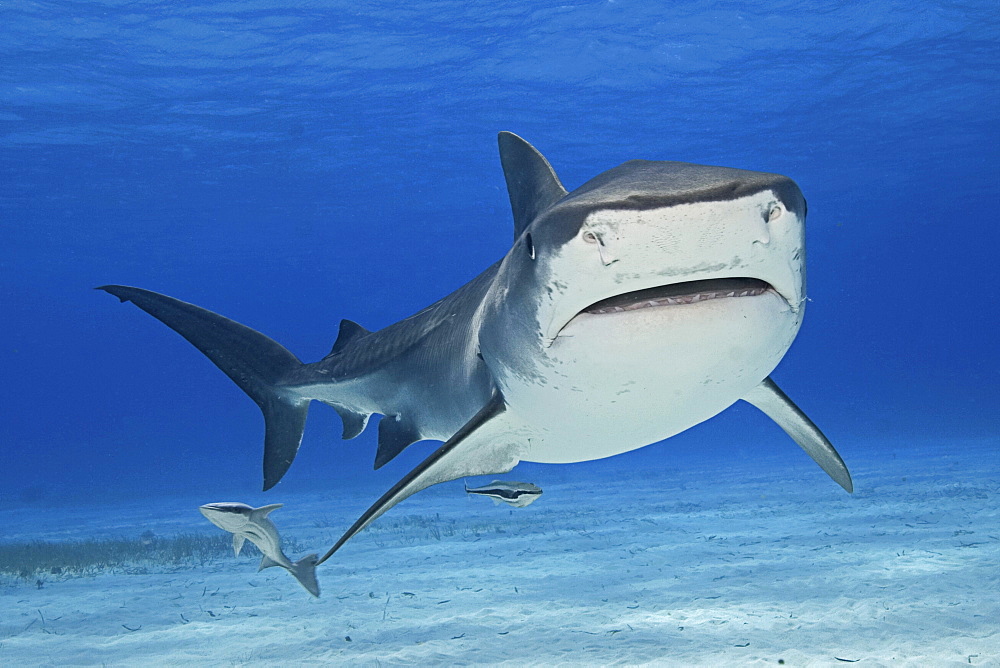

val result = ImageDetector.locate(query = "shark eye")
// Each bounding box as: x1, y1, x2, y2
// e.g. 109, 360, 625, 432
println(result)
766, 205, 783, 223
525, 233, 535, 260
582, 231, 599, 244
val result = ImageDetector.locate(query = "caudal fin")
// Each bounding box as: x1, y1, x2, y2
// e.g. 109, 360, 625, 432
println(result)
290, 554, 320, 597
258, 553, 320, 596
98, 285, 309, 490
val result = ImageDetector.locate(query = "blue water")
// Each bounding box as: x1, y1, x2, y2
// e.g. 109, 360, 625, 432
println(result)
2, 0, 997, 512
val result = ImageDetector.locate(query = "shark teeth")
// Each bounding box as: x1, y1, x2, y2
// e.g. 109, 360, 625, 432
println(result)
587, 285, 768, 315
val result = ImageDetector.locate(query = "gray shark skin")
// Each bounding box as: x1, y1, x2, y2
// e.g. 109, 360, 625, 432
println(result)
465, 480, 543, 508
101, 132, 852, 567
199, 502, 319, 596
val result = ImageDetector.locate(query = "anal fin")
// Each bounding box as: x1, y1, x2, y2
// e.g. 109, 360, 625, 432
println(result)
317, 391, 525, 564
742, 377, 853, 493
375, 415, 423, 469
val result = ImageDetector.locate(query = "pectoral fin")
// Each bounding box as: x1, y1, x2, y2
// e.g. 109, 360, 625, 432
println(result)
742, 377, 853, 493
233, 535, 246, 557
317, 391, 526, 564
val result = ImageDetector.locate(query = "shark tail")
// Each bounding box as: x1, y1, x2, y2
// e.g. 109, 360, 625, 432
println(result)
258, 553, 320, 597
290, 554, 321, 597
98, 285, 309, 491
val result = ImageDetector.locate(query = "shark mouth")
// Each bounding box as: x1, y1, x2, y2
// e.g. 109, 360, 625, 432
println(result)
584, 278, 772, 315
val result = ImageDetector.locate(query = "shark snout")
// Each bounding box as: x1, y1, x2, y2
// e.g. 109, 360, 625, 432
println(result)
199, 502, 252, 531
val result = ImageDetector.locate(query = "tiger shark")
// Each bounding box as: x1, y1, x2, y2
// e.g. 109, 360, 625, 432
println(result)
100, 132, 852, 567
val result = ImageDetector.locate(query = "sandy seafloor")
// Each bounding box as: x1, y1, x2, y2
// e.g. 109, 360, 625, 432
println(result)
2, 439, 996, 667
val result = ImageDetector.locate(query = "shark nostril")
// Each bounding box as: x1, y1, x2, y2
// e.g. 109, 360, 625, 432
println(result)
754, 209, 774, 245
582, 230, 616, 265
597, 243, 613, 265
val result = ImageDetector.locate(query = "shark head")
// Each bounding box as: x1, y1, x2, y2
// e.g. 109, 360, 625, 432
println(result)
479, 134, 809, 462
199, 502, 255, 532
530, 160, 806, 346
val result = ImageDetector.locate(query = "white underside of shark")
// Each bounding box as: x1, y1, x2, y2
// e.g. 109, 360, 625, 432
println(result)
499, 198, 803, 465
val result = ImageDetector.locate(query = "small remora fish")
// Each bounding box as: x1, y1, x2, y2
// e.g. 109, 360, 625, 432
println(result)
198, 502, 320, 597
464, 480, 542, 508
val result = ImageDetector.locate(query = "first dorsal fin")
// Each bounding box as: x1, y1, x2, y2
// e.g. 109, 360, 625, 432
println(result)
330, 319, 370, 355
498, 132, 568, 239
251, 503, 283, 521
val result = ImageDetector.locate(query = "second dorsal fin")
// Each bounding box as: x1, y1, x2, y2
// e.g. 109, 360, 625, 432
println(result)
251, 503, 283, 521
330, 319, 370, 355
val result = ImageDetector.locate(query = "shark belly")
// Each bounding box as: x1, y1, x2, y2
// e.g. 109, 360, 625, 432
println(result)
503, 292, 801, 463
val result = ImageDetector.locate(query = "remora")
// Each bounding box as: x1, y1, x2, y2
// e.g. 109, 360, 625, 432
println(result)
199, 502, 319, 596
